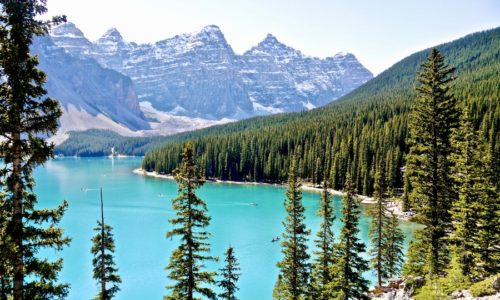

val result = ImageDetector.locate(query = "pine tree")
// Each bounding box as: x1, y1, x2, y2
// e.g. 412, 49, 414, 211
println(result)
368, 165, 389, 288
310, 180, 337, 300
272, 274, 286, 300
91, 189, 121, 300
165, 142, 217, 300
0, 2, 69, 299
384, 212, 405, 279
449, 109, 483, 278
402, 168, 411, 212
474, 144, 500, 277
218, 245, 241, 300
402, 231, 427, 277
275, 158, 311, 300
405, 48, 459, 277
331, 174, 369, 300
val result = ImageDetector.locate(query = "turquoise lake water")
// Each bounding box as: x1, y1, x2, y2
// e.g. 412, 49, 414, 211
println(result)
33, 157, 418, 300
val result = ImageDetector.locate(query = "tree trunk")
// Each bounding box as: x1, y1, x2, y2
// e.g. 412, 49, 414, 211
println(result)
100, 188, 106, 299
13, 132, 23, 300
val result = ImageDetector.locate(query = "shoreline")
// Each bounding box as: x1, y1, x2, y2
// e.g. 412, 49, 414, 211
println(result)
133, 168, 413, 220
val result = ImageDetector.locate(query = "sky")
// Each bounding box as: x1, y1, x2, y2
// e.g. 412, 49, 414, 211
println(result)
46, 0, 500, 75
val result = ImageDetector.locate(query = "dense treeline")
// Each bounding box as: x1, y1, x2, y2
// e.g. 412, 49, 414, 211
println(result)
55, 129, 168, 156
143, 27, 500, 197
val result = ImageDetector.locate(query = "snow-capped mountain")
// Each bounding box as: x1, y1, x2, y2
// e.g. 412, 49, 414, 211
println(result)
49, 23, 373, 120
32, 34, 231, 143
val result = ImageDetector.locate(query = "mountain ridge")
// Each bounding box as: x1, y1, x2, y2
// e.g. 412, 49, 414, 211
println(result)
136, 26, 499, 195
49, 22, 373, 120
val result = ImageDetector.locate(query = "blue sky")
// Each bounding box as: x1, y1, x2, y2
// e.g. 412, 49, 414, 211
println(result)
47, 0, 500, 75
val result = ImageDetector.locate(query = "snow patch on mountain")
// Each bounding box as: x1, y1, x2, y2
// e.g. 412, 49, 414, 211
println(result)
139, 102, 235, 136
49, 23, 373, 121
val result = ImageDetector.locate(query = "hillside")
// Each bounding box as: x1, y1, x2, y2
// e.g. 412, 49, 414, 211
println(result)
141, 27, 500, 196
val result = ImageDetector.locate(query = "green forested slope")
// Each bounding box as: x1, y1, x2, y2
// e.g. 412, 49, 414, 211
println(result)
142, 27, 500, 196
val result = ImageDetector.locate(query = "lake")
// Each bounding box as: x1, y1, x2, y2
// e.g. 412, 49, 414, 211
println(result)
33, 157, 418, 299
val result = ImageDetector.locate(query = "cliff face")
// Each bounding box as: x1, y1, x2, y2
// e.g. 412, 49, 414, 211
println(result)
32, 36, 150, 132
50, 23, 373, 120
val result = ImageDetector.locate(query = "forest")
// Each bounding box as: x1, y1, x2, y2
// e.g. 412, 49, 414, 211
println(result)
142, 27, 500, 198
0, 1, 498, 299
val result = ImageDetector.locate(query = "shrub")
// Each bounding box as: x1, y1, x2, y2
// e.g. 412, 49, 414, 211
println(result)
470, 275, 499, 297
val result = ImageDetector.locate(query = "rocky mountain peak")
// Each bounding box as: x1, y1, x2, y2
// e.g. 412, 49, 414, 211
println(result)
51, 22, 85, 38
49, 22, 92, 57
194, 24, 229, 46
263, 33, 279, 44
248, 33, 301, 59
47, 23, 373, 121
98, 28, 124, 43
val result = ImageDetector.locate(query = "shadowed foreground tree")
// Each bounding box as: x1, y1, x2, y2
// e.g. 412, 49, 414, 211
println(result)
165, 142, 217, 300
0, 1, 69, 299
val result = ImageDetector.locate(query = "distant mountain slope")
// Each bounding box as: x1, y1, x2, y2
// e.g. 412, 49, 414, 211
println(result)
50, 23, 373, 119
140, 27, 500, 196
32, 36, 151, 138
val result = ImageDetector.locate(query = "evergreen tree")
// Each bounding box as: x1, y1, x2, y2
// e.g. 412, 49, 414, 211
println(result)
310, 180, 337, 300
384, 212, 405, 279
165, 142, 217, 300
402, 231, 427, 277
275, 158, 311, 300
402, 169, 411, 212
449, 109, 483, 277
331, 174, 369, 300
218, 245, 241, 300
474, 144, 500, 277
0, 2, 69, 299
91, 189, 121, 300
91, 222, 121, 299
368, 165, 389, 288
405, 49, 459, 277
272, 274, 286, 300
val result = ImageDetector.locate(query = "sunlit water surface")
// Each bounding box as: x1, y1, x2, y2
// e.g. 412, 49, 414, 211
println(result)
33, 157, 418, 300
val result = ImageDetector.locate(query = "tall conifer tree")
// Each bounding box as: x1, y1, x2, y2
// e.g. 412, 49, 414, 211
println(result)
91, 222, 121, 300
331, 174, 369, 300
310, 180, 337, 300
165, 142, 217, 300
473, 137, 500, 277
218, 245, 241, 300
0, 1, 69, 299
91, 189, 121, 300
275, 158, 311, 300
449, 109, 483, 277
384, 212, 405, 279
368, 164, 389, 288
405, 48, 458, 277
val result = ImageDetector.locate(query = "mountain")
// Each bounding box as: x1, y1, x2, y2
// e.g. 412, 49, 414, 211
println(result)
239, 34, 371, 113
32, 35, 150, 142
34, 27, 239, 142
138, 27, 500, 196
49, 23, 373, 120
